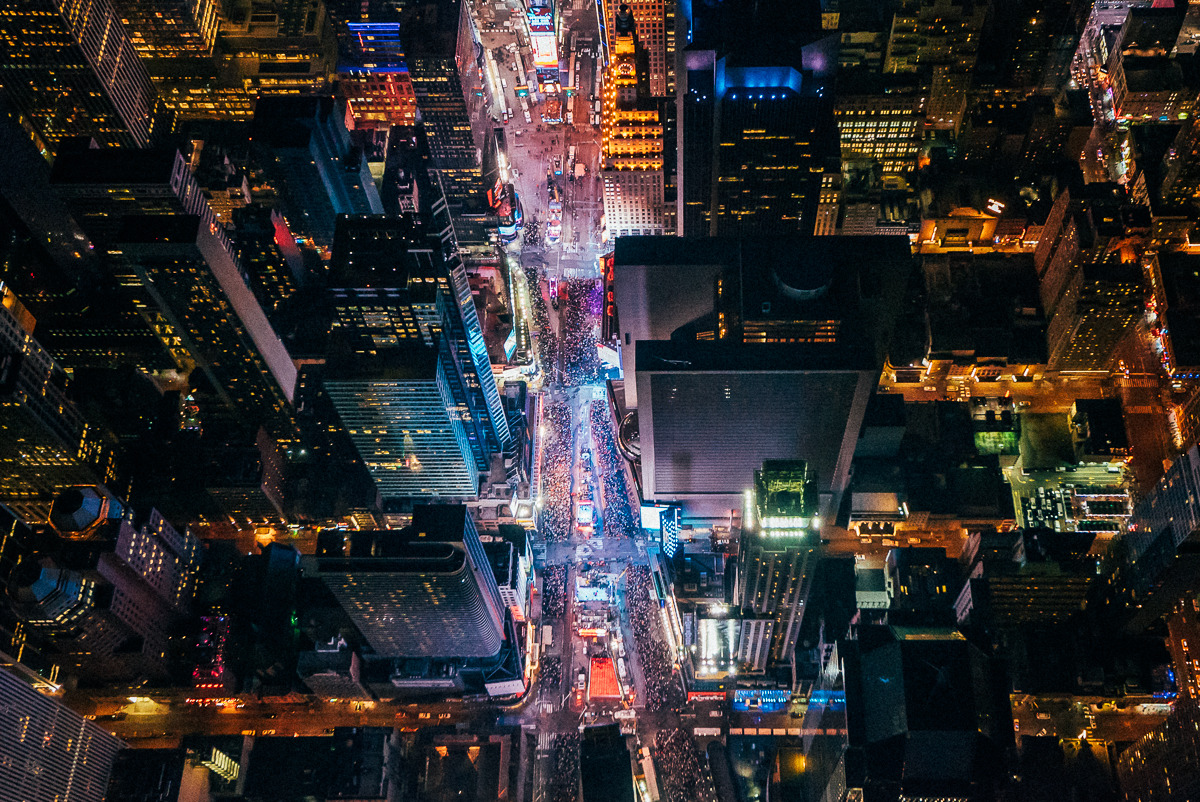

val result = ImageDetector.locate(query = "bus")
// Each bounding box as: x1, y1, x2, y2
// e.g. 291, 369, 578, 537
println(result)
490, 181, 519, 242
617, 658, 628, 681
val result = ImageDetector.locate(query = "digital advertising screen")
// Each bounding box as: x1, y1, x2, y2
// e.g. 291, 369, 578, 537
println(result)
532, 33, 558, 68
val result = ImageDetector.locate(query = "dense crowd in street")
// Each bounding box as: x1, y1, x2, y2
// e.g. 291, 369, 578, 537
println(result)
539, 654, 562, 688
589, 401, 637, 540
539, 402, 574, 541
654, 729, 719, 802
626, 566, 684, 711
561, 279, 604, 386
548, 732, 581, 802
541, 565, 567, 619
520, 259, 557, 379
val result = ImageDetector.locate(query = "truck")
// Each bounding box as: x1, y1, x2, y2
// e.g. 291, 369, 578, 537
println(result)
617, 658, 628, 681
574, 162, 585, 179
543, 95, 564, 125
542, 624, 554, 650
575, 498, 594, 529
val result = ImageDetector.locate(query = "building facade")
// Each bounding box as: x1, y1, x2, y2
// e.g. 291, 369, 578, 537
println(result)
601, 6, 665, 237
312, 506, 506, 658
323, 346, 480, 500
0, 667, 122, 802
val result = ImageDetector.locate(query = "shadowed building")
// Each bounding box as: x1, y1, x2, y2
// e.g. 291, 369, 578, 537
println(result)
614, 235, 913, 522
311, 505, 506, 659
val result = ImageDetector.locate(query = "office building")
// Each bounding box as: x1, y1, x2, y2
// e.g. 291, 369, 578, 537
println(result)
601, 0, 674, 97
323, 344, 480, 500
884, 0, 988, 74
1118, 443, 1200, 634
1046, 248, 1143, 372
0, 666, 122, 802
7, 486, 200, 681
328, 214, 510, 466
824, 624, 1007, 800
217, 0, 337, 100
602, 6, 665, 237
1117, 701, 1200, 802
0, 0, 160, 154
736, 461, 821, 672
312, 505, 507, 658
107, 0, 250, 122
337, 22, 418, 131
401, 0, 493, 250
253, 96, 384, 250
833, 73, 926, 175
106, 215, 298, 436
1167, 594, 1200, 701
0, 287, 122, 522
613, 235, 912, 521
678, 55, 835, 236
52, 148, 299, 436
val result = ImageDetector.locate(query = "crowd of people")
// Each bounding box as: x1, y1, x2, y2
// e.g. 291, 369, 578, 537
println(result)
589, 401, 637, 540
625, 566, 685, 711
548, 732, 581, 802
653, 729, 719, 802
520, 260, 557, 380
560, 279, 604, 387
540, 654, 562, 688
539, 401, 574, 541
541, 565, 567, 619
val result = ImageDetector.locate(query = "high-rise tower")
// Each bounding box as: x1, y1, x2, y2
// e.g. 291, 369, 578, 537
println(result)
0, 0, 161, 154
311, 505, 507, 658
601, 5, 666, 238
0, 666, 122, 802
736, 461, 821, 673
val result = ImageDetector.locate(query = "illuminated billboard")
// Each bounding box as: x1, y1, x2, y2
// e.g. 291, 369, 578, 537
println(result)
640, 504, 664, 530
528, 10, 554, 31
531, 32, 558, 68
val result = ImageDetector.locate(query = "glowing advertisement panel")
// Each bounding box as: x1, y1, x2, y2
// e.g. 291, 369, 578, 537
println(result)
532, 32, 558, 68
528, 10, 554, 31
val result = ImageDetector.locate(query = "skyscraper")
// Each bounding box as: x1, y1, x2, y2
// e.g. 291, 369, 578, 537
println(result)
7, 485, 201, 682
108, 216, 298, 436
0, 665, 122, 802
252, 96, 385, 249
52, 147, 300, 435
0, 286, 123, 522
324, 343, 481, 500
400, 0, 495, 254
601, 0, 674, 97
601, 5, 666, 238
736, 461, 821, 672
311, 505, 507, 658
337, 22, 418, 131
678, 58, 835, 236
109, 0, 253, 122
327, 214, 510, 467
883, 0, 988, 74
0, 0, 161, 154
1045, 248, 1144, 372
613, 235, 912, 522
